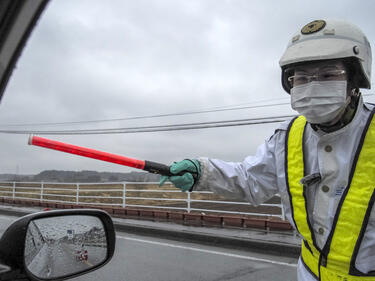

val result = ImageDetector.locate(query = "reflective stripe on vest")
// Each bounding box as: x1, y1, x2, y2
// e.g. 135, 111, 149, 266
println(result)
286, 111, 375, 280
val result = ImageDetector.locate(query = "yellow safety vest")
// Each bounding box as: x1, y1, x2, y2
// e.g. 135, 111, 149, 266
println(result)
286, 112, 375, 281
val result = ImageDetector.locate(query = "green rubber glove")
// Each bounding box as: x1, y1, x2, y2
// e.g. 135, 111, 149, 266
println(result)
159, 159, 201, 192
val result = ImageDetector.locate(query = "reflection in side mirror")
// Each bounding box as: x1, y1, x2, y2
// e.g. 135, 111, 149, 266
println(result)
24, 215, 108, 279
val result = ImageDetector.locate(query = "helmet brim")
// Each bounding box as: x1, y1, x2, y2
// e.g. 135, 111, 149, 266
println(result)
280, 37, 360, 67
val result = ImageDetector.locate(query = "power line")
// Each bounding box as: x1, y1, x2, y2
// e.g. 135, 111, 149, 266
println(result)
0, 98, 291, 127
3, 93, 373, 129
0, 114, 296, 135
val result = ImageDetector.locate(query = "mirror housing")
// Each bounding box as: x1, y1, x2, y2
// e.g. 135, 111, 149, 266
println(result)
0, 209, 115, 281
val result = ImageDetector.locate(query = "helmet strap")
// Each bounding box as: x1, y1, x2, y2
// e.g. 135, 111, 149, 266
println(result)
350, 87, 360, 98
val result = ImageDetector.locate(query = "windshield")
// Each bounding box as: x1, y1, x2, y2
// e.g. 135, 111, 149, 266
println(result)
0, 2, 374, 281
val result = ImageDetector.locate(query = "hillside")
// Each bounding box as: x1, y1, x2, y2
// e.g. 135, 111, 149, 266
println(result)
0, 170, 161, 183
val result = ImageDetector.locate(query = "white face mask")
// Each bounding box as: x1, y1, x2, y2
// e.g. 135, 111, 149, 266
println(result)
290, 80, 348, 124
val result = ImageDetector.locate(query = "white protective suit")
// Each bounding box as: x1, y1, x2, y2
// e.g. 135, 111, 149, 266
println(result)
195, 96, 375, 281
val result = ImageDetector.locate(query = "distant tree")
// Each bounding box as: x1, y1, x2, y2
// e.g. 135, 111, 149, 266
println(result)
109, 175, 118, 182
87, 175, 101, 182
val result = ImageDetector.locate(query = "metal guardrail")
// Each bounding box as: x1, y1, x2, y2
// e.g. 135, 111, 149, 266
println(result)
0, 181, 285, 220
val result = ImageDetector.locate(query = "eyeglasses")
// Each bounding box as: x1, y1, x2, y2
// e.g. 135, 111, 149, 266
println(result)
287, 69, 346, 87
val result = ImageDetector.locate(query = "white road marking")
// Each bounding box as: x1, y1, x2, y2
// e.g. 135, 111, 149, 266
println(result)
117, 235, 297, 267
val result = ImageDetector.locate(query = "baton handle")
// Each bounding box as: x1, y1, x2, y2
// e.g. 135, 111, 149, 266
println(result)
144, 160, 199, 180
144, 160, 173, 176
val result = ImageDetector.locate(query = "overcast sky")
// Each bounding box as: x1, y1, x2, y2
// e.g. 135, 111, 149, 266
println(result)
0, 0, 374, 175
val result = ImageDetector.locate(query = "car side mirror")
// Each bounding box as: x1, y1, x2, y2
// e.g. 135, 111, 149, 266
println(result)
0, 209, 115, 281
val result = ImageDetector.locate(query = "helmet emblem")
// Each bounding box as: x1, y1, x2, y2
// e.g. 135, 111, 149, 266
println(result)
301, 20, 326, 35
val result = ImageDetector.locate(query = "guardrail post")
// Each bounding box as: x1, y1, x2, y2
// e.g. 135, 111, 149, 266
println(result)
122, 183, 126, 208
40, 182, 44, 202
187, 192, 191, 213
76, 183, 79, 205
12, 182, 15, 200
281, 204, 286, 221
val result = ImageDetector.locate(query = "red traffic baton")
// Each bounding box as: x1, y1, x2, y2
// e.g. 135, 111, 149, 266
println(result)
28, 135, 173, 176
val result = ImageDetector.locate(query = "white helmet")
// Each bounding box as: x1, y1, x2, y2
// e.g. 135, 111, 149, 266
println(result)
279, 19, 372, 93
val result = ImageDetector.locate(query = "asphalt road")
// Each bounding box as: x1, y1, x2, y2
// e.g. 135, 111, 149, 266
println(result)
0, 214, 298, 281
27, 242, 106, 278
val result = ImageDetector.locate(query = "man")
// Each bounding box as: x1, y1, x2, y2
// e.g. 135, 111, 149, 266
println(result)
160, 19, 374, 280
